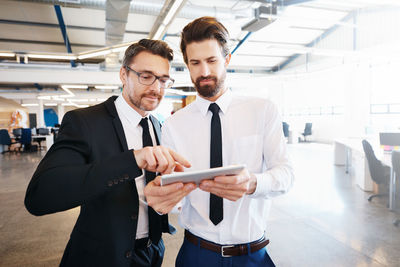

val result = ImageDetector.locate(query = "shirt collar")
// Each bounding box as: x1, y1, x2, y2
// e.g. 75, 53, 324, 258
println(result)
194, 89, 232, 117
115, 95, 149, 126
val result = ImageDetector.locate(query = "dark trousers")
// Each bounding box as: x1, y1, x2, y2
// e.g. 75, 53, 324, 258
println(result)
132, 238, 165, 267
175, 236, 275, 267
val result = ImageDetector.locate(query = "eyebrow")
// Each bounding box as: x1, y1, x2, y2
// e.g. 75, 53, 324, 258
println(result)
189, 56, 217, 62
137, 69, 170, 78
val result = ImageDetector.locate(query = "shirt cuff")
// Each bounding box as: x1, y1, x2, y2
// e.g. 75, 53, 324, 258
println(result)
248, 173, 272, 198
170, 201, 183, 214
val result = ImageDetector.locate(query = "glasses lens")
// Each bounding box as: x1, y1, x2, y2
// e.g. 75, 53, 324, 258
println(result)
158, 78, 173, 89
138, 73, 156, 85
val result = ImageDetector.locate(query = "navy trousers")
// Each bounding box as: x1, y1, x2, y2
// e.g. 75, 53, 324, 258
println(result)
175, 237, 275, 267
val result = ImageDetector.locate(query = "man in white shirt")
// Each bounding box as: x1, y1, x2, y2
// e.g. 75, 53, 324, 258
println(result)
147, 17, 294, 267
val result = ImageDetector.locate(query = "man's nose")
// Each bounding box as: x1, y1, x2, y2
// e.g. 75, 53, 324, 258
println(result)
200, 63, 211, 76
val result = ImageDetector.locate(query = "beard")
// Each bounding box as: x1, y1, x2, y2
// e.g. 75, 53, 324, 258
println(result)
129, 92, 162, 112
193, 71, 226, 98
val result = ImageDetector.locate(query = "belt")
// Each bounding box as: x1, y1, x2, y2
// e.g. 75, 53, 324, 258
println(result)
184, 230, 269, 257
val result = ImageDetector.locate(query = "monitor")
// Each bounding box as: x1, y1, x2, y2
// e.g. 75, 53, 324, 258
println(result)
12, 128, 22, 137
379, 132, 400, 151
37, 128, 49, 135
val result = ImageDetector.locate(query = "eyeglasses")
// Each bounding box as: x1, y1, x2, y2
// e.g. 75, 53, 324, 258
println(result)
125, 66, 175, 89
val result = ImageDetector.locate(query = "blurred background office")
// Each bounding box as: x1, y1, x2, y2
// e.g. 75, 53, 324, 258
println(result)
0, 0, 400, 266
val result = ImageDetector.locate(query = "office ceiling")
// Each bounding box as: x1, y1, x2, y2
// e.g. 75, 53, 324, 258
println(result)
0, 0, 398, 106
1, 0, 392, 70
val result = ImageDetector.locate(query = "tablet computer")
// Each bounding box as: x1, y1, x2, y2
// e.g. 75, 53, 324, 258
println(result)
161, 164, 246, 186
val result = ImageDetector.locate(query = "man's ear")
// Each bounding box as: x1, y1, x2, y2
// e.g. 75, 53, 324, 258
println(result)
120, 67, 127, 87
224, 53, 231, 67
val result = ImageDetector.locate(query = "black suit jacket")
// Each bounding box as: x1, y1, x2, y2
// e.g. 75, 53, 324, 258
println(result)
24, 96, 174, 267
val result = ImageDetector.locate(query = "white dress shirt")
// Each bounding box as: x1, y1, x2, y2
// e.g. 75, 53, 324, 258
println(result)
162, 89, 294, 245
115, 95, 157, 239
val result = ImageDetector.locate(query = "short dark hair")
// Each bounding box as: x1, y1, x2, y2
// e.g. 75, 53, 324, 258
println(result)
123, 39, 173, 67
180, 16, 230, 64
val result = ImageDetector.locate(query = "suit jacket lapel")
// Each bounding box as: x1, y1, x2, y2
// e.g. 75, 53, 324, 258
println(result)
149, 115, 161, 146
104, 96, 129, 151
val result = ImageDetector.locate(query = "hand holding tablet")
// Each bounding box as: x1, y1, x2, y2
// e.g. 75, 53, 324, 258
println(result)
161, 164, 246, 186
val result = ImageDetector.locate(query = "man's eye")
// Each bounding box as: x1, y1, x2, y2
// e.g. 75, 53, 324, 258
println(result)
141, 74, 153, 80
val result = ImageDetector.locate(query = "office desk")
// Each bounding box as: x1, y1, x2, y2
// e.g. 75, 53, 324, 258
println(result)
334, 138, 373, 191
32, 135, 54, 150
335, 138, 398, 211
381, 153, 397, 211
288, 130, 299, 144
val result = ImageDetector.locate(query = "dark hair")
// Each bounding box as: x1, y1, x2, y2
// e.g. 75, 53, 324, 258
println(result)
123, 39, 173, 67
180, 16, 230, 64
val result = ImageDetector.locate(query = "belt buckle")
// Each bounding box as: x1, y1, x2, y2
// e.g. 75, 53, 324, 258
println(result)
221, 245, 234, 257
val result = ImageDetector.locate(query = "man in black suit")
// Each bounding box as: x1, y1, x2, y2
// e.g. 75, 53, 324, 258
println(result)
24, 39, 195, 267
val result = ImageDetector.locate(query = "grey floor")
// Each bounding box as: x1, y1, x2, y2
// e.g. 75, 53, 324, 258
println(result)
1, 143, 399, 267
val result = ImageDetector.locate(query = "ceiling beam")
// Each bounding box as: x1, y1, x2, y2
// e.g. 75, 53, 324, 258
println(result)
0, 19, 151, 36
104, 0, 131, 69
149, 0, 187, 40
232, 32, 252, 54
0, 38, 103, 49
54, 5, 76, 67
273, 10, 356, 71
275, 0, 315, 6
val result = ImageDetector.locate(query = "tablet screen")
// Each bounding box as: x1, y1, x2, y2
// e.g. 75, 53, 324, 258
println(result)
161, 164, 246, 186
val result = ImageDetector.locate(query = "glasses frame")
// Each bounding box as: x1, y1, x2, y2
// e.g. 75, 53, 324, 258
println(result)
125, 65, 175, 89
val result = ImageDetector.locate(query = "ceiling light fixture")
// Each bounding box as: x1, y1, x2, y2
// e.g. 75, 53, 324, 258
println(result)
60, 86, 76, 98
27, 53, 77, 60
61, 85, 88, 89
37, 96, 52, 100
69, 99, 89, 102
0, 52, 16, 57
21, 103, 39, 107
78, 49, 112, 60
165, 88, 197, 96
95, 85, 120, 90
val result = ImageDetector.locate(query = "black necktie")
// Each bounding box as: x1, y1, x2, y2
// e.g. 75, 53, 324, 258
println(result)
209, 103, 223, 225
139, 117, 161, 243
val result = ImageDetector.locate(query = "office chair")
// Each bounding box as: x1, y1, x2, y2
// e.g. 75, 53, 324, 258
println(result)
12, 128, 22, 142
301, 123, 312, 142
392, 151, 400, 227
35, 128, 49, 149
362, 140, 391, 202
0, 129, 18, 154
282, 122, 289, 138
18, 128, 32, 152
51, 125, 60, 142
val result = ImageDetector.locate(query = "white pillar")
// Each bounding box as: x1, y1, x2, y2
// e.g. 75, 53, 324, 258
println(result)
57, 104, 65, 124
38, 99, 45, 127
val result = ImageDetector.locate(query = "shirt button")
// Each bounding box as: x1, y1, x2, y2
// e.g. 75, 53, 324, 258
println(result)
131, 214, 138, 220
125, 251, 132, 258
107, 181, 113, 187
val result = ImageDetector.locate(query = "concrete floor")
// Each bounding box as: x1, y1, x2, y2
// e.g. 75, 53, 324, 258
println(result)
0, 143, 399, 267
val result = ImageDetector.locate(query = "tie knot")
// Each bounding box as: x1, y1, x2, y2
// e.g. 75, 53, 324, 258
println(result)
139, 117, 149, 128
209, 103, 220, 115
